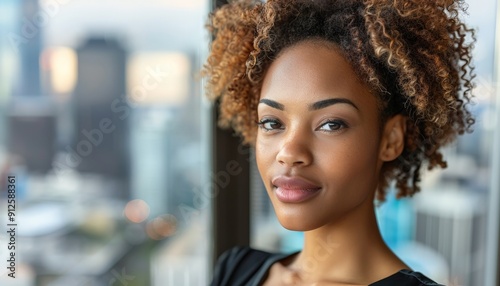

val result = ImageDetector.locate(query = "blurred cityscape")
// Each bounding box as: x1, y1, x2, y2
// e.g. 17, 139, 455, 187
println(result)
0, 0, 210, 285
0, 0, 498, 286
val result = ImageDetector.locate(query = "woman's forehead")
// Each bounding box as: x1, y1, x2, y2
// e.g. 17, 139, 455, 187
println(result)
260, 40, 376, 110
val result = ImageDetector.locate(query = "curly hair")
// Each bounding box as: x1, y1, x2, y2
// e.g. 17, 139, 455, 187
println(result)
202, 0, 475, 200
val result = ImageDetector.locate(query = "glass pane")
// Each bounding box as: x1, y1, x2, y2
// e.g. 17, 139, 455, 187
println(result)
250, 1, 499, 285
0, 0, 211, 285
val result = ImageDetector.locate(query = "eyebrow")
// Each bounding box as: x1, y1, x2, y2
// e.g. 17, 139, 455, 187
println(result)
258, 98, 359, 111
259, 98, 285, 110
309, 98, 359, 111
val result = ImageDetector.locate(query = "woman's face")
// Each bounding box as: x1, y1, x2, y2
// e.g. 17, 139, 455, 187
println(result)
256, 40, 401, 231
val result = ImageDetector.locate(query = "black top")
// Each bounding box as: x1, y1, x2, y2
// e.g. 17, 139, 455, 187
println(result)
210, 246, 445, 286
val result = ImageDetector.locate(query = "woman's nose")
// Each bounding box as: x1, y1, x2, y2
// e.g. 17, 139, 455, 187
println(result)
276, 132, 313, 167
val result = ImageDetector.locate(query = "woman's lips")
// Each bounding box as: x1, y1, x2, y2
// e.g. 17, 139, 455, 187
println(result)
272, 176, 321, 203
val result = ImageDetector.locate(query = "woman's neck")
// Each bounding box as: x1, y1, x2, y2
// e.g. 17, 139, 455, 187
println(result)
283, 200, 409, 285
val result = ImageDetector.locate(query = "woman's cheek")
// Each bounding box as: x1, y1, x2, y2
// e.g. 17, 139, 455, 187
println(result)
255, 139, 275, 175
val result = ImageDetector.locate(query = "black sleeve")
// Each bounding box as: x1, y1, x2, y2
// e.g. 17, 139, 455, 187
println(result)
209, 246, 273, 286
210, 247, 241, 286
373, 269, 446, 286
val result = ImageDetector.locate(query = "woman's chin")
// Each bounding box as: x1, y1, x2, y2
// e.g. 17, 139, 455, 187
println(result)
275, 214, 324, 232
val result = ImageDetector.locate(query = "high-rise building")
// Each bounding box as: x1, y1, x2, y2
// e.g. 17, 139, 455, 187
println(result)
73, 37, 129, 180
7, 96, 56, 173
6, 0, 55, 173
13, 0, 41, 97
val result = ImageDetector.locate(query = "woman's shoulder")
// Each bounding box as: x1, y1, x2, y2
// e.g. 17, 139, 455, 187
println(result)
210, 246, 289, 286
371, 269, 445, 286
213, 246, 274, 273
210, 246, 445, 286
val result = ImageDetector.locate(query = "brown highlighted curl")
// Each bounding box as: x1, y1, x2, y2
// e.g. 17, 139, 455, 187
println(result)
202, 0, 475, 201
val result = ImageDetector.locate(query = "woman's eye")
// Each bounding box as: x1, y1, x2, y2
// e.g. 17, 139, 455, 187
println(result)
318, 120, 347, 132
257, 119, 283, 131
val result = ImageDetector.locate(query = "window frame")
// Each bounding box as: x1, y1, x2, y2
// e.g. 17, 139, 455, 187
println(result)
210, 0, 252, 265
486, 2, 500, 284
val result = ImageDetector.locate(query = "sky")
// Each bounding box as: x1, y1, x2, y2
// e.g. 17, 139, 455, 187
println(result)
41, 0, 209, 52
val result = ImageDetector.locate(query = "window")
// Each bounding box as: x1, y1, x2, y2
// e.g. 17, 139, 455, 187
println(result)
0, 1, 211, 285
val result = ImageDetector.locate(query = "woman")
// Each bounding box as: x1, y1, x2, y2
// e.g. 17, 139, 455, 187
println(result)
203, 0, 475, 285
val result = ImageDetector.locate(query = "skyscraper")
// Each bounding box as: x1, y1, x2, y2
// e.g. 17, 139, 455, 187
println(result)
13, 0, 41, 97
73, 37, 129, 180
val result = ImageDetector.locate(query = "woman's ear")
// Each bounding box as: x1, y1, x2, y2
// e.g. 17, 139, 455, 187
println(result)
379, 114, 406, 162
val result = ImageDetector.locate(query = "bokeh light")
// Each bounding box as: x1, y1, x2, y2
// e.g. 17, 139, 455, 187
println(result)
124, 199, 150, 223
146, 214, 178, 240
